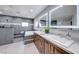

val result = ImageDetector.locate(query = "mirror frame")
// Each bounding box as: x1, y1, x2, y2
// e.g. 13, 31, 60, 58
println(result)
49, 5, 79, 28
49, 5, 64, 27
39, 13, 48, 28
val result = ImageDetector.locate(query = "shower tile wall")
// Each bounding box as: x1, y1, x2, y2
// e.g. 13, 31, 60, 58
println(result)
0, 15, 34, 34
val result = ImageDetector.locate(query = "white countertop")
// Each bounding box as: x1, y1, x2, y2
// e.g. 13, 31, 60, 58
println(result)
34, 31, 79, 54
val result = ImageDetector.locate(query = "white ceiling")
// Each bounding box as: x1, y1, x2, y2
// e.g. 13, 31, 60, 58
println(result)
0, 5, 47, 18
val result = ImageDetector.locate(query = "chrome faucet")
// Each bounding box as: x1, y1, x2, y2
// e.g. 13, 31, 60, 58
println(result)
66, 32, 71, 37
66, 31, 71, 40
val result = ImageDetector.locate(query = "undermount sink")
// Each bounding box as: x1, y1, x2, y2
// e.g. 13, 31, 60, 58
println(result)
45, 34, 74, 47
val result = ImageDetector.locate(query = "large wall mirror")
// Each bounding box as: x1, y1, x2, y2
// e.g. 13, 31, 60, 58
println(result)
49, 5, 77, 27
39, 13, 48, 27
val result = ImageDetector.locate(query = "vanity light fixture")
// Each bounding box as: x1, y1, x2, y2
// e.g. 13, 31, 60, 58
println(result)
50, 5, 63, 12
0, 11, 3, 14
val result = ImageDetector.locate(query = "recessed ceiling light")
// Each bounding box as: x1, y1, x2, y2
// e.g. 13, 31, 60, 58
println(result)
0, 11, 3, 14
5, 8, 9, 10
30, 9, 33, 12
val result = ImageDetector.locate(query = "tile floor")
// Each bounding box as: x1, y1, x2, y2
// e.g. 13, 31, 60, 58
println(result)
0, 40, 39, 54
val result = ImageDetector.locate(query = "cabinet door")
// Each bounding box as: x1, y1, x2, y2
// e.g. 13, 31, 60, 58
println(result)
55, 48, 62, 54
37, 37, 45, 54
33, 34, 37, 44
34, 36, 38, 45
36, 36, 41, 51
33, 35, 40, 50
32, 35, 35, 42
45, 40, 51, 54
50, 44, 55, 54
55, 46, 69, 54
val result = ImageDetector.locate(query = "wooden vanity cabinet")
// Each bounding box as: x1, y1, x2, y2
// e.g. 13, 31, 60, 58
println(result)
33, 33, 69, 54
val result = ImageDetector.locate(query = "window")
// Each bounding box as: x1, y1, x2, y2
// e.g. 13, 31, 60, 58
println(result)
21, 22, 29, 27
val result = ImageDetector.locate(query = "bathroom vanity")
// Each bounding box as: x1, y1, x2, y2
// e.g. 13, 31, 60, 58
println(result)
33, 32, 69, 54
32, 31, 79, 54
